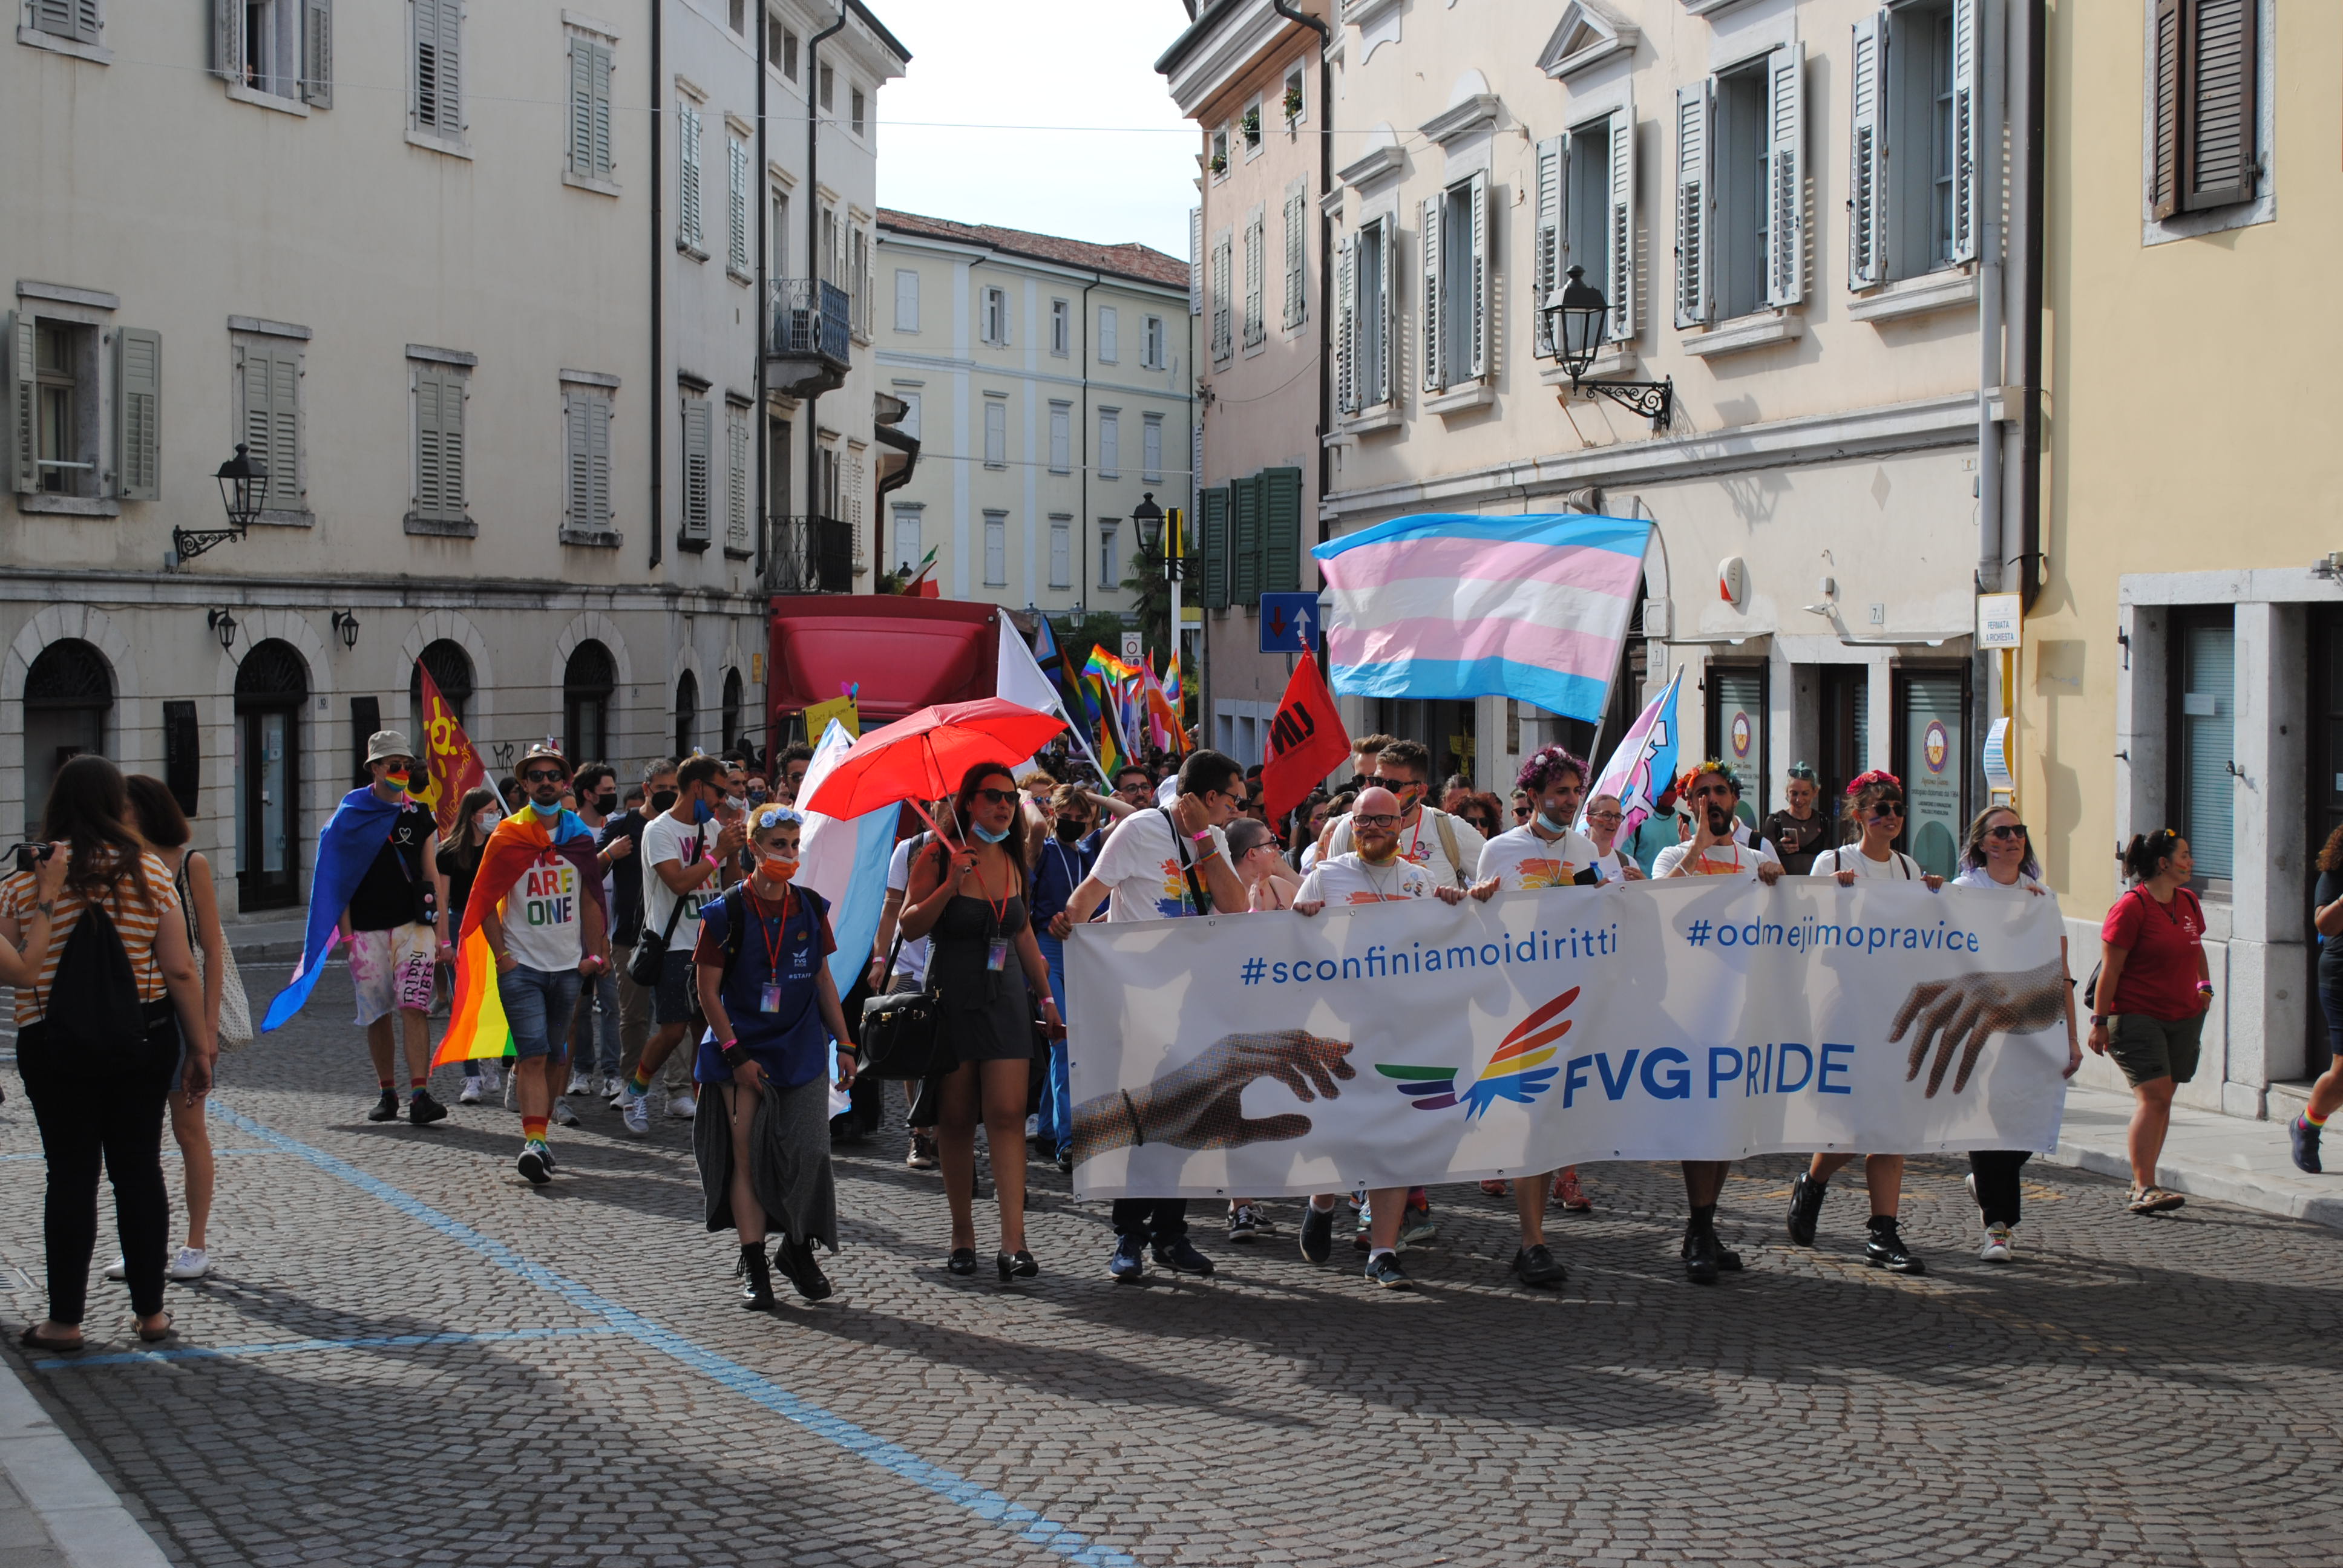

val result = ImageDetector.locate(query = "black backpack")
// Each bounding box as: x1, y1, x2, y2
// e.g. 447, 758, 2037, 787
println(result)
36, 895, 163, 1091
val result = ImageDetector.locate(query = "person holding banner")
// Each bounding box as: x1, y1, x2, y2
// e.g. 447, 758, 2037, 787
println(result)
1051, 750, 1248, 1282
1323, 740, 1484, 893
1581, 794, 1646, 884
1761, 763, 1831, 876
1786, 771, 1940, 1274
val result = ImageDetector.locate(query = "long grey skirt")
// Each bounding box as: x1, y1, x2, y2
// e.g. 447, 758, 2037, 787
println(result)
693, 1072, 839, 1253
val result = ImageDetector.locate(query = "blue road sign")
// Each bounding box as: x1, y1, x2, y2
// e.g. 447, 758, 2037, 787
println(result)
1259, 592, 1320, 653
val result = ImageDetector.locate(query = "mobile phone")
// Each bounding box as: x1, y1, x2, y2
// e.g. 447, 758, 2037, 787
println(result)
8, 843, 55, 876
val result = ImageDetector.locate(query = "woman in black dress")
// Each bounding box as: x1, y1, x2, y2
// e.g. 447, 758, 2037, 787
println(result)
900, 763, 1064, 1279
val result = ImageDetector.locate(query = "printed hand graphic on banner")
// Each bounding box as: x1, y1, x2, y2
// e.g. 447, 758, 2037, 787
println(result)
1071, 1030, 1355, 1162
1890, 958, 2069, 1097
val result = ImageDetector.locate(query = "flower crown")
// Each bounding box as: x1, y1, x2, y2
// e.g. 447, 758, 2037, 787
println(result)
1844, 768, 1902, 797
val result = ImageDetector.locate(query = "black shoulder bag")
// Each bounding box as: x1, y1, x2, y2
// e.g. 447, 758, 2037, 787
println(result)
859, 925, 949, 1080
628, 825, 704, 986
1161, 807, 1212, 915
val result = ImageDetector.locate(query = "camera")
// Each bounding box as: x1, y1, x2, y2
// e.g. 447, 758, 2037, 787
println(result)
9, 843, 56, 876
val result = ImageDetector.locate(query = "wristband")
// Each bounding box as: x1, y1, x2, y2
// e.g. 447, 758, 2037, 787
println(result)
2091, 1014, 2110, 1028
2196, 982, 2215, 995
720, 1042, 752, 1071
1190, 829, 1214, 843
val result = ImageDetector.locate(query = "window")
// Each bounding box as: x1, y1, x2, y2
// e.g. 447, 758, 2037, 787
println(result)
1284, 64, 1306, 127
1281, 183, 1309, 330
1676, 44, 1803, 327
894, 389, 920, 439
27, 0, 101, 47
1533, 102, 1636, 358
30, 321, 88, 497
1098, 408, 1119, 480
772, 19, 796, 80
1849, 2, 1977, 288
1049, 515, 1072, 589
113, 325, 160, 502
674, 670, 698, 759
1335, 215, 1394, 412
1210, 229, 1233, 362
725, 399, 752, 554
235, 0, 292, 99
1048, 401, 1071, 472
412, 0, 462, 137
563, 641, 615, 764
237, 338, 303, 512
851, 226, 870, 337
982, 286, 1009, 345
21, 639, 111, 835
983, 511, 1007, 587
1242, 208, 1266, 348
567, 31, 616, 185
1196, 468, 1302, 610
894, 268, 919, 331
1050, 298, 1070, 356
727, 0, 744, 32
1893, 670, 1968, 880
851, 86, 865, 137
820, 204, 839, 284
891, 504, 921, 571
2148, 0, 2260, 219
1142, 413, 1163, 483
1210, 128, 1230, 179
770, 189, 789, 275
1098, 518, 1119, 590
1242, 96, 1263, 157
678, 390, 712, 546
2174, 610, 2236, 887
1143, 313, 1166, 370
410, 361, 469, 534
727, 133, 752, 276
1098, 306, 1119, 364
1421, 173, 1489, 391
818, 62, 833, 111
677, 102, 704, 253
211, 1, 335, 105
561, 382, 613, 540
983, 398, 1006, 467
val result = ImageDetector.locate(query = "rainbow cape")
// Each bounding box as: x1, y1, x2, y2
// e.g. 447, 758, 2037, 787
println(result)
433, 808, 608, 1067
261, 786, 405, 1031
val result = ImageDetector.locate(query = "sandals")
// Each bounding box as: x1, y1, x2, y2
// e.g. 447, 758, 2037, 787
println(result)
2128, 1184, 2186, 1215
19, 1324, 83, 1354
136, 1313, 174, 1344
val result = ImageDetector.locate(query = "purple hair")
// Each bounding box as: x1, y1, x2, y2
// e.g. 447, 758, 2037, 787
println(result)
1515, 744, 1589, 796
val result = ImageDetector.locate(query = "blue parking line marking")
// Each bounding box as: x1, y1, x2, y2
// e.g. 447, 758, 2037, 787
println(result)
206, 1103, 1137, 1568
38, 1324, 623, 1370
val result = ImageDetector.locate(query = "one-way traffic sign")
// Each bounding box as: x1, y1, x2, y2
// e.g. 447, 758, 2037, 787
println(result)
1259, 592, 1320, 653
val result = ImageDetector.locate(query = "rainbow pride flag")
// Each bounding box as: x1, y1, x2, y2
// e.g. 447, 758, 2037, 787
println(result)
433, 808, 607, 1068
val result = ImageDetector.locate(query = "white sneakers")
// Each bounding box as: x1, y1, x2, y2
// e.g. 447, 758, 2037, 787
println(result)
551, 1099, 581, 1128
458, 1077, 484, 1105
105, 1247, 209, 1282
619, 1088, 651, 1135
668, 1091, 699, 1120
565, 1071, 593, 1096
477, 1063, 503, 1094
1979, 1223, 2014, 1263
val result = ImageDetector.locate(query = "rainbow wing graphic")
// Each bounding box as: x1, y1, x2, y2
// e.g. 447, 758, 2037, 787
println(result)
1458, 987, 1578, 1118
1375, 1062, 1460, 1112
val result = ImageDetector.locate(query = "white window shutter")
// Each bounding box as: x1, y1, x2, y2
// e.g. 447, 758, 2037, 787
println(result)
1674, 81, 1711, 329
681, 398, 711, 538
1467, 170, 1490, 382
727, 405, 750, 551
1189, 206, 1204, 315
569, 39, 595, 174
6, 314, 34, 497
69, 0, 99, 45
895, 268, 918, 331
1283, 183, 1308, 330
565, 391, 591, 527
414, 370, 443, 519
1765, 42, 1805, 309
589, 393, 612, 526
442, 0, 464, 131
1532, 134, 1564, 359
593, 44, 615, 174
1419, 193, 1443, 391
1606, 96, 1637, 343
303, 0, 334, 107
678, 106, 702, 246
439, 370, 464, 515
1949, 0, 1981, 263
212, 0, 243, 80
267, 350, 301, 503
1335, 234, 1357, 414
1375, 217, 1396, 405
729, 137, 751, 272
1849, 11, 1887, 289
1242, 213, 1263, 346
113, 328, 161, 502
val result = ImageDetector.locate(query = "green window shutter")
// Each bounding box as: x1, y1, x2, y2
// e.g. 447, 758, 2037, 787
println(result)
7, 313, 34, 496
1262, 467, 1302, 595
590, 42, 614, 176
569, 39, 594, 174
1200, 485, 1230, 610
240, 345, 275, 498
565, 390, 591, 528
266, 348, 300, 505
587, 391, 611, 526
70, 0, 99, 43
303, 0, 333, 107
1232, 474, 1263, 607
681, 397, 712, 540
415, 368, 445, 520
114, 328, 161, 501
440, 368, 465, 515
211, 0, 243, 78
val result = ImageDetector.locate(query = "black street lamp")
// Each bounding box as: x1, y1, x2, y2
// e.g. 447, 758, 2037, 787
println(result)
331, 609, 361, 650
172, 444, 272, 566
1544, 266, 1674, 429
207, 608, 239, 653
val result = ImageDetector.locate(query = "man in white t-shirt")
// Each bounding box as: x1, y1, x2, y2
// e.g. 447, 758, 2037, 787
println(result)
1293, 788, 1470, 1291
1656, 762, 1782, 1284
617, 756, 744, 1134
1322, 737, 1485, 893
1052, 750, 1248, 1282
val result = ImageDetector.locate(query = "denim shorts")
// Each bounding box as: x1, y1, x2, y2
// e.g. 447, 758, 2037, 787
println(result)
498, 965, 583, 1061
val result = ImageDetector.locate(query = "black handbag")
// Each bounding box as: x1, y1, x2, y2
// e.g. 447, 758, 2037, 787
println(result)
627, 825, 702, 985
859, 927, 951, 1080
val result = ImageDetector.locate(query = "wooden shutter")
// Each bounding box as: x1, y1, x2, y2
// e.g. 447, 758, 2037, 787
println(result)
114, 327, 161, 502
565, 391, 591, 528
1532, 134, 1564, 359
730, 138, 753, 273
1335, 235, 1357, 413
1849, 11, 1887, 286
1765, 42, 1805, 309
1419, 193, 1443, 391
1605, 97, 1636, 342
586, 391, 611, 527
212, 0, 243, 79
1283, 184, 1308, 329
2149, 0, 2183, 220
415, 369, 446, 520
681, 397, 711, 539
1243, 212, 1264, 345
7, 314, 34, 496
1674, 82, 1711, 328
678, 106, 703, 246
437, 0, 463, 129
241, 345, 299, 508
1200, 485, 1230, 609
569, 38, 595, 174
590, 43, 614, 174
1949, 0, 1981, 262
2186, 0, 2257, 211
1262, 467, 1302, 595
1466, 170, 1490, 381
1375, 217, 1395, 405
728, 404, 752, 550
1189, 206, 1204, 315
1231, 474, 1263, 607
415, 0, 442, 128
303, 0, 334, 107
68, 0, 99, 44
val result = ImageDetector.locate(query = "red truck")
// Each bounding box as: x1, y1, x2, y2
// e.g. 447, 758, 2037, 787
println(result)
765, 594, 1009, 753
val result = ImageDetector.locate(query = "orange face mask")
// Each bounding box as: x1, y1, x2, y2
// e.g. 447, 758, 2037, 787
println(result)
758, 856, 798, 884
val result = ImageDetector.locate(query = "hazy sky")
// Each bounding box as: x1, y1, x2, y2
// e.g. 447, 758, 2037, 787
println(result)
873, 1, 1201, 260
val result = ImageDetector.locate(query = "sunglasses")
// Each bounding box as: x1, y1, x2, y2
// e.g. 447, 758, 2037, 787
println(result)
1375, 777, 1424, 794
1512, 805, 1532, 818
972, 787, 1020, 806
1353, 812, 1401, 828
1587, 811, 1624, 824
1985, 823, 2028, 841
522, 769, 565, 784
1869, 803, 1906, 820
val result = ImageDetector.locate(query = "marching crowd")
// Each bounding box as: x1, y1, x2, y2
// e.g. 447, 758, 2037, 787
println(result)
0, 717, 2259, 1344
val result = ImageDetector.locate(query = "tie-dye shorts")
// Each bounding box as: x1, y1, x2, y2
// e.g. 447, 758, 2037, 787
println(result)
349, 921, 439, 1025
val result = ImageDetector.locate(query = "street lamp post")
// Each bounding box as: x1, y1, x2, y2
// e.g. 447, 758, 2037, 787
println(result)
1132, 491, 1181, 691
1544, 266, 1675, 429
171, 443, 272, 566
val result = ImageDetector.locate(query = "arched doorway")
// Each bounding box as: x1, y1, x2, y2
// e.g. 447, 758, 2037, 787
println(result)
721, 667, 744, 754
235, 638, 309, 909
564, 641, 616, 764
674, 670, 699, 759
21, 638, 113, 834
408, 638, 475, 732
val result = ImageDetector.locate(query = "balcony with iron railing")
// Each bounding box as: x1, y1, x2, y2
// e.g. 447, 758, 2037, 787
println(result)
765, 278, 851, 398
767, 513, 856, 594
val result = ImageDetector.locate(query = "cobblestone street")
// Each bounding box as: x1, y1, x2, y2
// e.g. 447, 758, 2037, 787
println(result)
3, 965, 2340, 1567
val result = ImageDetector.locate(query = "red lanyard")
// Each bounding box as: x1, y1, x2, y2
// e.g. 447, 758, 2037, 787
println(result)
751, 887, 793, 975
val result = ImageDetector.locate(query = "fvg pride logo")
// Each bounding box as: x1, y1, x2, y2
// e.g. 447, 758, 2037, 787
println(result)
1378, 988, 1578, 1119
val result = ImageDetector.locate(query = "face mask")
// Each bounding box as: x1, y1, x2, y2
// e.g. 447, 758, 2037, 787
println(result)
474, 811, 500, 835
650, 789, 678, 814
594, 793, 617, 814
758, 855, 798, 884
726, 794, 747, 814
1056, 818, 1089, 842
381, 771, 408, 792
971, 822, 1010, 844
529, 797, 562, 818
747, 788, 768, 805
691, 798, 715, 825
1536, 809, 1573, 835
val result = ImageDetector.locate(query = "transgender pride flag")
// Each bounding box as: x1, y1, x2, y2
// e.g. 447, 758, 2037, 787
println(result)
1311, 513, 1653, 722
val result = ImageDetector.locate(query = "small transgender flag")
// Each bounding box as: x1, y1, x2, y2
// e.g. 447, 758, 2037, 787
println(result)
1311, 513, 1652, 722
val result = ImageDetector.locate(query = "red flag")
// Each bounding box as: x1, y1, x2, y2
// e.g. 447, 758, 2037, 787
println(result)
1260, 652, 1351, 825
413, 664, 488, 843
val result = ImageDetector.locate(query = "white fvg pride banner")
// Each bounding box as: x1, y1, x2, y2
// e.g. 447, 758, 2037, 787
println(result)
1066, 880, 2072, 1199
